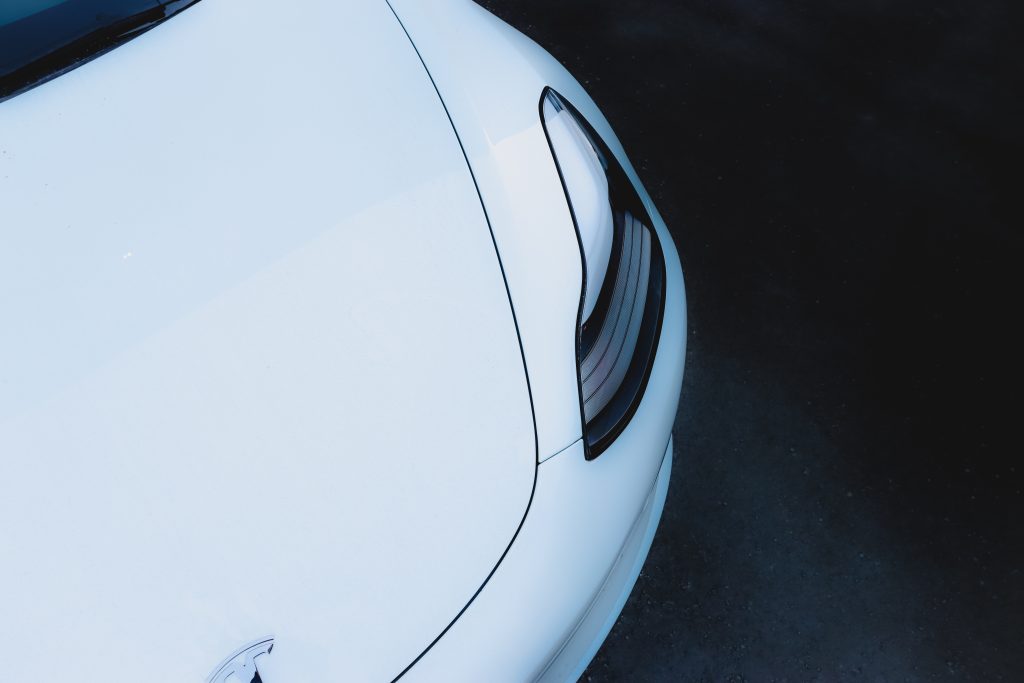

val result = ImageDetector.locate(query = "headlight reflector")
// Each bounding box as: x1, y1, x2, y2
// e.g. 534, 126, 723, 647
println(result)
542, 89, 666, 457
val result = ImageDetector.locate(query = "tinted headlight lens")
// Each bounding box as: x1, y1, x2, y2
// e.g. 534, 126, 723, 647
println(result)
542, 89, 666, 458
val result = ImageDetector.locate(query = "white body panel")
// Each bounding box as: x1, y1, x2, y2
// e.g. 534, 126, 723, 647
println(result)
1, 0, 687, 679
0, 1, 536, 680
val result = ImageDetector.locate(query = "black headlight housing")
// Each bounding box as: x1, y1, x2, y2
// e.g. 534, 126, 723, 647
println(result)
541, 89, 666, 459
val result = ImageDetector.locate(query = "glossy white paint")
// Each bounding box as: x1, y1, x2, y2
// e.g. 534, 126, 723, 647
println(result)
0, 0, 536, 680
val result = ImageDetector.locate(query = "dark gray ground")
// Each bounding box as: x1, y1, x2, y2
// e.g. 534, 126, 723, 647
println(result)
480, 1, 1023, 680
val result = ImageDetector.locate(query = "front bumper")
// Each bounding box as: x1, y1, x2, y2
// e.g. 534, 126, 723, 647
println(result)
535, 437, 674, 682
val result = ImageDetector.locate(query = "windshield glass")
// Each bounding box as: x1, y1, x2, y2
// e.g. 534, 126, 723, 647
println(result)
0, 0, 197, 101
0, 0, 68, 25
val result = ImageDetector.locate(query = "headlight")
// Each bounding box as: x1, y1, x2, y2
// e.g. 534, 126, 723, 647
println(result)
542, 89, 666, 458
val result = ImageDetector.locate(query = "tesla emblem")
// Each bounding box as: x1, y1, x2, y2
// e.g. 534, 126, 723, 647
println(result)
207, 637, 274, 683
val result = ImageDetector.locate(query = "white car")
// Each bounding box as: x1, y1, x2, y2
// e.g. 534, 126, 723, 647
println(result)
0, 0, 686, 680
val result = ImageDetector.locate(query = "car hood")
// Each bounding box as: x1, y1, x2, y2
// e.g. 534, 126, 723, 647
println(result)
0, 0, 535, 680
